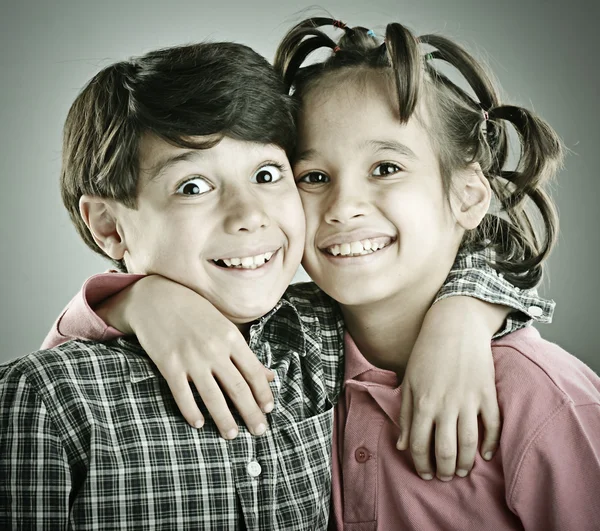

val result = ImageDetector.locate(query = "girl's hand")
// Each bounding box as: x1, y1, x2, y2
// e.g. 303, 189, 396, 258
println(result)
397, 296, 507, 481
96, 275, 274, 439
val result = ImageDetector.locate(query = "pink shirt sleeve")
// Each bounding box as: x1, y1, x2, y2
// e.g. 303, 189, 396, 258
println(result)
41, 273, 145, 349
509, 401, 600, 531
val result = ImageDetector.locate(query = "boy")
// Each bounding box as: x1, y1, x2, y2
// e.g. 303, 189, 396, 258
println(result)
0, 42, 343, 530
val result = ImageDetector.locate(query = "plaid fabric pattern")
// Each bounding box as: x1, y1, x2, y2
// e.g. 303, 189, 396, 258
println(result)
0, 251, 553, 529
435, 249, 554, 338
0, 284, 345, 530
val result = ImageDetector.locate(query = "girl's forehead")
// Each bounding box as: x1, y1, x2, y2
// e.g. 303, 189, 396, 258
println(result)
300, 78, 430, 135
301, 70, 435, 133
304, 68, 394, 104
295, 80, 439, 167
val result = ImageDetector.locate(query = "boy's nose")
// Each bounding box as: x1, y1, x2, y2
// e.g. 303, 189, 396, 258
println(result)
223, 193, 270, 233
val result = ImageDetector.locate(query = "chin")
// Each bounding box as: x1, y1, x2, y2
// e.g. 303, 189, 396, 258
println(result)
223, 295, 282, 324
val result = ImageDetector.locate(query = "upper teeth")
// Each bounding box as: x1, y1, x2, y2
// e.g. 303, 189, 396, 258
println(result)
326, 238, 390, 257
215, 251, 274, 269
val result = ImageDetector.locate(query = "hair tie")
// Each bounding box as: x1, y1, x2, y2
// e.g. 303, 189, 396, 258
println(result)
332, 20, 347, 29
482, 110, 490, 121
333, 45, 341, 54
367, 29, 376, 37
424, 53, 434, 62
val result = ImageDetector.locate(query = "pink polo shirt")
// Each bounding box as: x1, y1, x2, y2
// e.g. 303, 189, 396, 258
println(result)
330, 328, 600, 531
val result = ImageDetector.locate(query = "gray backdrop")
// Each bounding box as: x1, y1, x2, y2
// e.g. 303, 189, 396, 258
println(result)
1, 0, 598, 372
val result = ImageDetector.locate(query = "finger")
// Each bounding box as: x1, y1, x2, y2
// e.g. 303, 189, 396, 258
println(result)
434, 418, 458, 481
264, 366, 275, 382
396, 384, 413, 450
192, 374, 240, 440
456, 408, 479, 477
480, 394, 502, 461
231, 345, 275, 414
409, 405, 435, 481
213, 363, 268, 436
164, 371, 205, 429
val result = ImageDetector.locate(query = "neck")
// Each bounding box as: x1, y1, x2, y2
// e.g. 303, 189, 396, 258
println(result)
339, 273, 448, 379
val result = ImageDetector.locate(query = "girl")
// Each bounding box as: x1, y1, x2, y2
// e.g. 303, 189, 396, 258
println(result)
43, 24, 555, 488
275, 17, 600, 530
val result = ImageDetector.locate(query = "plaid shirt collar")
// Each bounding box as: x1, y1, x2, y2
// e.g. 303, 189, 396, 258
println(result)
118, 298, 318, 383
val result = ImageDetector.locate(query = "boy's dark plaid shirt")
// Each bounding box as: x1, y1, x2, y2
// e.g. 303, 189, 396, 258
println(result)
0, 253, 554, 530
0, 284, 345, 530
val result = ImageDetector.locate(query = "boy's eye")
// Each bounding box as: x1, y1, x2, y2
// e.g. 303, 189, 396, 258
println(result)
297, 172, 330, 184
372, 163, 401, 177
251, 164, 284, 184
176, 177, 212, 196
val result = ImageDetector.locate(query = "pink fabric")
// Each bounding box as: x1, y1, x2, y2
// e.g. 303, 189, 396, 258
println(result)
330, 328, 600, 531
41, 272, 144, 349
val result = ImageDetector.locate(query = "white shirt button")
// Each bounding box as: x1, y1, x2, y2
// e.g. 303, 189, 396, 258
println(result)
527, 305, 543, 318
247, 460, 262, 478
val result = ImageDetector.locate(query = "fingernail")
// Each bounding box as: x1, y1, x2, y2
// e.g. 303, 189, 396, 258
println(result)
263, 402, 274, 414
194, 420, 204, 429
225, 428, 238, 440
484, 451, 493, 461
439, 475, 453, 482
456, 469, 468, 477
421, 473, 433, 481
254, 423, 267, 436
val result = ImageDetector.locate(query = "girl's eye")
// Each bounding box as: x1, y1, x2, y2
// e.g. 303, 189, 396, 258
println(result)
297, 172, 330, 184
251, 164, 285, 184
373, 163, 401, 177
176, 177, 212, 196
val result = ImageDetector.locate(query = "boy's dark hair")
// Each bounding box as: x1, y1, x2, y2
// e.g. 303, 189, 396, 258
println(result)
275, 18, 563, 289
61, 42, 297, 269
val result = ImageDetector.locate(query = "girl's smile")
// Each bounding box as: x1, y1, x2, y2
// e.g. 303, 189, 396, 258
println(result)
319, 232, 396, 257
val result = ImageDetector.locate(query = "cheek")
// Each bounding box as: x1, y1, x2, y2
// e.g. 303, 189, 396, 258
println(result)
298, 194, 323, 240
389, 193, 450, 246
142, 212, 206, 262
267, 187, 306, 257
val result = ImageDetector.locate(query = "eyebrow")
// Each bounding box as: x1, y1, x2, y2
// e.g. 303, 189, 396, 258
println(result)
294, 139, 418, 165
294, 148, 319, 164
145, 150, 206, 182
363, 139, 418, 160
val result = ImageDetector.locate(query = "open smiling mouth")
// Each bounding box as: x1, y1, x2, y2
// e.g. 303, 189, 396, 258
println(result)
212, 250, 276, 270
323, 237, 395, 257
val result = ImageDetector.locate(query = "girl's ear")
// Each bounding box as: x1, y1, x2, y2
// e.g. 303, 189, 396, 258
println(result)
451, 163, 491, 230
79, 195, 128, 260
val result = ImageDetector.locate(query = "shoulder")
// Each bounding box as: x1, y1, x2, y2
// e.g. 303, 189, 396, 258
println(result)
492, 327, 600, 407
492, 328, 600, 477
0, 339, 156, 402
493, 329, 600, 514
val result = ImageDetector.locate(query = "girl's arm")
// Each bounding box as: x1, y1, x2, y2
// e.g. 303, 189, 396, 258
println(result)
41, 273, 273, 440
42, 272, 144, 349
398, 249, 554, 481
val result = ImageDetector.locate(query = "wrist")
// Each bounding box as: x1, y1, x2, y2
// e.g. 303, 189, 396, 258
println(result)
95, 278, 157, 335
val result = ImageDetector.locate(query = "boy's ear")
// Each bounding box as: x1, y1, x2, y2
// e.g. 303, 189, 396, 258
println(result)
451, 163, 492, 230
79, 195, 127, 260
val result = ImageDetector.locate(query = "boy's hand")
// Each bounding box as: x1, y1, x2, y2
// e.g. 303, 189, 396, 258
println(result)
97, 275, 274, 439
396, 296, 506, 481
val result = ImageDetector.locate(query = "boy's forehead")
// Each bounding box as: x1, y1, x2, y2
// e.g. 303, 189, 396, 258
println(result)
138, 133, 215, 171
138, 133, 290, 182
